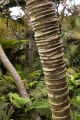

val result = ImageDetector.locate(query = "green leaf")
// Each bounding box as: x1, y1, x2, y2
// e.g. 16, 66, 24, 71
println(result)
8, 93, 31, 108
76, 96, 80, 105
25, 99, 51, 117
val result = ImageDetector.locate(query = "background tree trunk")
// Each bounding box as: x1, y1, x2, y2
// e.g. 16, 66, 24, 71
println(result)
26, 0, 71, 120
0, 44, 41, 120
27, 30, 35, 66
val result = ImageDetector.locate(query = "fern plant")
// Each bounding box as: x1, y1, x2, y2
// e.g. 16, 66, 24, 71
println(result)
0, 39, 28, 49
0, 96, 14, 120
0, 71, 16, 95
30, 78, 47, 99
8, 93, 31, 108
27, 70, 42, 81
68, 72, 80, 120
64, 44, 80, 67
25, 99, 51, 119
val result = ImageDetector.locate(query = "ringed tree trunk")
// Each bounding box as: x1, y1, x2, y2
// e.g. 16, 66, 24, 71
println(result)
0, 44, 41, 120
26, 0, 71, 120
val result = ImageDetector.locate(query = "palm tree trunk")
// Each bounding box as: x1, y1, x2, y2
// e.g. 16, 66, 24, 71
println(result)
0, 44, 41, 120
26, 0, 71, 120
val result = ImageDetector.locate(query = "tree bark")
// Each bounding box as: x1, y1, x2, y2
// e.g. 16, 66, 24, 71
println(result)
26, 0, 71, 120
0, 44, 41, 120
28, 30, 35, 66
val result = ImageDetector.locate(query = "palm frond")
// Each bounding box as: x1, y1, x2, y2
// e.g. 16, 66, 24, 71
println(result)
66, 67, 79, 76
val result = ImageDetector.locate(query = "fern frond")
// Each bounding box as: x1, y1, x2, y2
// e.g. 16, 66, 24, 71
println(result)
33, 58, 42, 70
25, 99, 51, 118
30, 78, 47, 99
8, 93, 31, 108
69, 44, 78, 57
0, 39, 28, 49
28, 70, 42, 81
0, 74, 16, 93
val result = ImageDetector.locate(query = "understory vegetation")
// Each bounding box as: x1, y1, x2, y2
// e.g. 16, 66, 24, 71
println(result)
0, 0, 80, 120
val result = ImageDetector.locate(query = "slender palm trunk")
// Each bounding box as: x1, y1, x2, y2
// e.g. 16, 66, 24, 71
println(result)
0, 44, 41, 120
0, 44, 29, 98
26, 0, 71, 120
